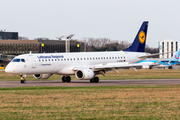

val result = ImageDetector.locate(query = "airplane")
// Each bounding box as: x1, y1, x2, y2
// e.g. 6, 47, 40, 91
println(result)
137, 48, 180, 69
5, 21, 153, 83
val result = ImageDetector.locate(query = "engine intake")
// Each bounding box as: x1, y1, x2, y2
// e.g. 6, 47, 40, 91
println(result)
75, 69, 94, 80
33, 74, 52, 79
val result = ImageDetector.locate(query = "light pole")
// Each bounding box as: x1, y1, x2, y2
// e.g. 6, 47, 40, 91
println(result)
82, 37, 87, 52
56, 34, 75, 53
66, 34, 75, 53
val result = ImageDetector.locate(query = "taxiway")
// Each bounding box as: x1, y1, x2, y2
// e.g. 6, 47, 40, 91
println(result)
0, 79, 180, 87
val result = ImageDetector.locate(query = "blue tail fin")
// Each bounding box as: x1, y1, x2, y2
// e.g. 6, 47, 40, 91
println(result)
170, 49, 180, 61
124, 21, 148, 52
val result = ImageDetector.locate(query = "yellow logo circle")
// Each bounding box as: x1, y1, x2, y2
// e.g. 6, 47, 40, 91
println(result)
139, 31, 146, 44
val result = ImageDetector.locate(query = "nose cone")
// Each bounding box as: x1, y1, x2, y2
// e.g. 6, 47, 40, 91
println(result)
5, 64, 13, 74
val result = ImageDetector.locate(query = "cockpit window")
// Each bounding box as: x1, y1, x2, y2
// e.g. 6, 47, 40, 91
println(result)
21, 59, 25, 62
12, 58, 26, 62
12, 59, 20, 62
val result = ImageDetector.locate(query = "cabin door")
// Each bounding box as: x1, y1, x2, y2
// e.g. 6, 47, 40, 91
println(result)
29, 55, 37, 68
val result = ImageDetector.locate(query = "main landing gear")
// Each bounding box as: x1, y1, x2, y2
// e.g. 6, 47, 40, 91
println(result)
62, 76, 71, 82
20, 74, 26, 83
90, 77, 99, 83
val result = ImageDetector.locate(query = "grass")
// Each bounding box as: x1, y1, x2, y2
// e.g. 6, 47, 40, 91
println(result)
0, 85, 180, 119
1, 69, 180, 81
1, 69, 180, 119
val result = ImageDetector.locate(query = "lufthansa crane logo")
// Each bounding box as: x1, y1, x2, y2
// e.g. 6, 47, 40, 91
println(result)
139, 31, 146, 44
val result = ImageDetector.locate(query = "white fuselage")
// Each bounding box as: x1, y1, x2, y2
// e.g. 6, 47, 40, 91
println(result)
5, 51, 147, 75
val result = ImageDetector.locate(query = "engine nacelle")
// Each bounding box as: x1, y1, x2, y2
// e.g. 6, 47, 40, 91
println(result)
33, 74, 52, 79
75, 69, 95, 80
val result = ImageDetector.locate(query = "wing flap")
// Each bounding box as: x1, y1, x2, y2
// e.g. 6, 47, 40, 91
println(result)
93, 63, 143, 70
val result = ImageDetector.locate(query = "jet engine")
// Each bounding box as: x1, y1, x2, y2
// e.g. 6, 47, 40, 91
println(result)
75, 69, 95, 80
33, 74, 52, 79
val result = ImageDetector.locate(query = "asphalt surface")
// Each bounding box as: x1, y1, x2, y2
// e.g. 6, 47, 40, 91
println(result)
0, 79, 180, 87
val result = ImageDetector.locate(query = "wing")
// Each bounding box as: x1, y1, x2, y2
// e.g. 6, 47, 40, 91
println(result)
93, 63, 142, 71
74, 62, 146, 74
138, 51, 175, 59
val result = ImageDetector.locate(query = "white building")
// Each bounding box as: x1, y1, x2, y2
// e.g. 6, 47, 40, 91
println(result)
159, 39, 180, 58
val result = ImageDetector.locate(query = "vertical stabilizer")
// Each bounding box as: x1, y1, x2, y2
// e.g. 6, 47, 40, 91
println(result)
124, 21, 148, 52
170, 49, 180, 61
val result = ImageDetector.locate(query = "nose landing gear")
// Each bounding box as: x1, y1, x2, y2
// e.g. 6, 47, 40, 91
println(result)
20, 74, 26, 83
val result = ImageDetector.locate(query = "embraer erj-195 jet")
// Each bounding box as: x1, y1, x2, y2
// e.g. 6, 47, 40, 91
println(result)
6, 21, 151, 83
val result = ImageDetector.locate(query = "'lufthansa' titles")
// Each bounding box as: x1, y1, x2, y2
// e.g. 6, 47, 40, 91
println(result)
37, 55, 64, 59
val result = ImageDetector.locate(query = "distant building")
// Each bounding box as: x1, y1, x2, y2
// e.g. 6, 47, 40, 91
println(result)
159, 39, 180, 58
0, 53, 14, 68
0, 40, 82, 55
0, 31, 18, 39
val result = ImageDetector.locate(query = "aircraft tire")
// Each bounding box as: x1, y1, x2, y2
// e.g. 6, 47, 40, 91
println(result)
62, 76, 66, 82
66, 76, 71, 82
90, 79, 94, 83
20, 80, 26, 83
94, 77, 99, 83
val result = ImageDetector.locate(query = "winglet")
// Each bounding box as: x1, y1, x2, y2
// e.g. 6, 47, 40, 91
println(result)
124, 21, 148, 52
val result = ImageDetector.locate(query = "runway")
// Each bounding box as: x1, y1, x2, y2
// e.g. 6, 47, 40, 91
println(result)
1, 79, 180, 87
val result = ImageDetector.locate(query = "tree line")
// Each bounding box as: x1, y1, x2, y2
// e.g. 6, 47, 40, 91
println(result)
18, 36, 159, 55
77, 38, 159, 54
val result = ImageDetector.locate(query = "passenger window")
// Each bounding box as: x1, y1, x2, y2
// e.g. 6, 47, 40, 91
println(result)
74, 58, 76, 60
49, 59, 50, 61
109, 57, 111, 59
87, 58, 89, 60
39, 60, 41, 62
118, 57, 120, 59
106, 57, 108, 59
112, 57, 114, 59
64, 59, 66, 61
52, 59, 53, 61
77, 58, 79, 60
81, 58, 82, 60
61, 59, 63, 61
84, 58, 86, 60
70, 58, 72, 61
115, 57, 117, 59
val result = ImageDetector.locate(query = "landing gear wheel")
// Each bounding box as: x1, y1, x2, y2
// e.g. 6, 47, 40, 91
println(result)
62, 76, 66, 82
20, 79, 26, 83
90, 79, 94, 83
66, 76, 71, 82
94, 77, 99, 83
20, 74, 27, 84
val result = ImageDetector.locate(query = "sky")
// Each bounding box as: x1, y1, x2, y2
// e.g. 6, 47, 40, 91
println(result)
0, 0, 180, 47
